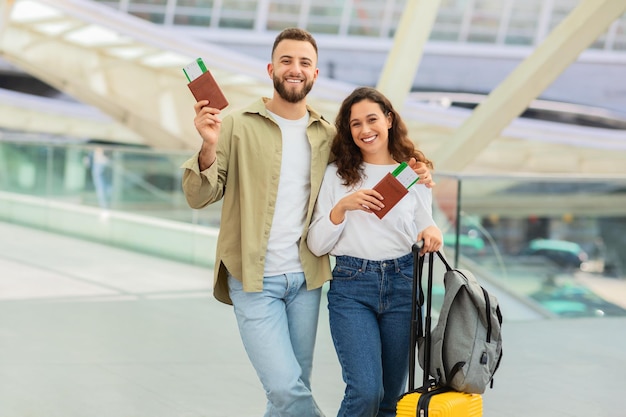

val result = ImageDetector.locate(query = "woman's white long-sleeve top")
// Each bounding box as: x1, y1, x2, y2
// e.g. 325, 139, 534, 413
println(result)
307, 162, 436, 261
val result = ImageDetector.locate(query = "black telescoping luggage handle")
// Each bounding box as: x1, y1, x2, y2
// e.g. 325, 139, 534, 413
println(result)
408, 242, 452, 391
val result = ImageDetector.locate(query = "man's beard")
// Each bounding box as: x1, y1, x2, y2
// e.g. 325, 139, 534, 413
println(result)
273, 76, 314, 103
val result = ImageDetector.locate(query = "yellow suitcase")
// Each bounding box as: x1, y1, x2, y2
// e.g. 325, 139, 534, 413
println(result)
396, 246, 483, 417
397, 386, 482, 417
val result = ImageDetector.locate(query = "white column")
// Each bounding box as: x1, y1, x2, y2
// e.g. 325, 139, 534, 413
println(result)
376, 0, 443, 112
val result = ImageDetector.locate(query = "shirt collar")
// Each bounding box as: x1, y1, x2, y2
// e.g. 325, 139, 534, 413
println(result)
244, 97, 328, 125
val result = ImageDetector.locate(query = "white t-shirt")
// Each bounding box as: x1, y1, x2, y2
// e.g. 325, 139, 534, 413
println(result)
264, 110, 311, 276
307, 162, 436, 261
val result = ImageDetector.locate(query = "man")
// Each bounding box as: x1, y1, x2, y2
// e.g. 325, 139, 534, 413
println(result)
181, 28, 433, 416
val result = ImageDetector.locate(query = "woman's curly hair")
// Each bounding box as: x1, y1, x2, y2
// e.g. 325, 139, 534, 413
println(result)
331, 87, 433, 188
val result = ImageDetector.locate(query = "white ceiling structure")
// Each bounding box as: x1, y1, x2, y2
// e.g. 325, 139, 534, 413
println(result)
0, 0, 352, 149
0, 0, 625, 179
0, 87, 142, 142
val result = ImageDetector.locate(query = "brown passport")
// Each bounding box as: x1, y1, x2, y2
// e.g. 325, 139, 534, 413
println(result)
187, 70, 229, 110
372, 172, 409, 219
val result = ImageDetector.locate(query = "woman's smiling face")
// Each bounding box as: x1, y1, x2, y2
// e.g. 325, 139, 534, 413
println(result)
349, 99, 393, 163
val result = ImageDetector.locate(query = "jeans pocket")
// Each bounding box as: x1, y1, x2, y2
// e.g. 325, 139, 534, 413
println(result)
332, 265, 360, 281
399, 264, 414, 282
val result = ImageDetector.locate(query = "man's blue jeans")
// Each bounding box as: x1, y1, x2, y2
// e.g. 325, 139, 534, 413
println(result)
328, 253, 414, 417
228, 273, 325, 417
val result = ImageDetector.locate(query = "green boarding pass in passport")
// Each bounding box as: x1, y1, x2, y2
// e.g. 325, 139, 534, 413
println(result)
392, 162, 420, 189
183, 58, 208, 82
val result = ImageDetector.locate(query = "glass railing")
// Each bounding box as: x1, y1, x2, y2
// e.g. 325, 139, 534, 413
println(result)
0, 137, 222, 227
2, 137, 625, 319
433, 173, 626, 319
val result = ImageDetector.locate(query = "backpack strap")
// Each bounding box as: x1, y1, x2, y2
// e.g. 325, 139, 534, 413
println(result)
436, 250, 453, 271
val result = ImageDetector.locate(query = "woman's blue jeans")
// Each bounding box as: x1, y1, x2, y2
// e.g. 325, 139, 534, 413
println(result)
328, 253, 414, 417
228, 273, 325, 417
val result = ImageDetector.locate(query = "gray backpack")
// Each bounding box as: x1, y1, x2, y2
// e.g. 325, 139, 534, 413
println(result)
417, 251, 503, 394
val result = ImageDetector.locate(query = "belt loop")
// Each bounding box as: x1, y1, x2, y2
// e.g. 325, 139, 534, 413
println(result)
360, 258, 368, 271
393, 257, 400, 272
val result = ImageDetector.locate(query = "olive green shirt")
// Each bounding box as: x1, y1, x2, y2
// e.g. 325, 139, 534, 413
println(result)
181, 98, 334, 305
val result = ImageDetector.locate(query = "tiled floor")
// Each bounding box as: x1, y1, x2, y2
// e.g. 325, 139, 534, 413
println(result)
0, 221, 624, 417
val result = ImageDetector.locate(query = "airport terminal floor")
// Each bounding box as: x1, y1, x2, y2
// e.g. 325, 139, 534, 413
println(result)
1, 220, 625, 417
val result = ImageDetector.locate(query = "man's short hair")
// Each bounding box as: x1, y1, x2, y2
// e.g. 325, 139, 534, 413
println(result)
271, 27, 318, 59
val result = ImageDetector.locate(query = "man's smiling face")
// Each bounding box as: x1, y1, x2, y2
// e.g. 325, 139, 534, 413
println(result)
269, 39, 319, 104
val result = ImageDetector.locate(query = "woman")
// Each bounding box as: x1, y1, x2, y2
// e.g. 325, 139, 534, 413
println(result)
307, 87, 443, 417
